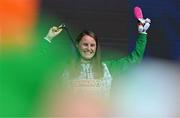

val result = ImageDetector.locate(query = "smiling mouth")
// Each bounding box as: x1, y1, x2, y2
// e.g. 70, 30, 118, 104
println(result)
84, 51, 93, 55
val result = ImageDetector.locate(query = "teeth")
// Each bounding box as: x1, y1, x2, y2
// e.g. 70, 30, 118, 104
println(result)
84, 51, 92, 54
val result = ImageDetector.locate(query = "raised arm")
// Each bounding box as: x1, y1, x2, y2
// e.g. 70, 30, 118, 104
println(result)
44, 24, 64, 43
38, 24, 65, 55
105, 18, 151, 76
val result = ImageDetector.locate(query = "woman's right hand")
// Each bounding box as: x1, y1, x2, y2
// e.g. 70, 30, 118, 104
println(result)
138, 18, 151, 34
44, 24, 64, 43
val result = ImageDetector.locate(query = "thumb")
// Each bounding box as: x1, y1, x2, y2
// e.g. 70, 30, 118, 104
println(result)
56, 28, 63, 34
143, 23, 150, 31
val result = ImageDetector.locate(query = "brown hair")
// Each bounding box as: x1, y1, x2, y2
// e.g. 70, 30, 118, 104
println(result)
69, 30, 103, 79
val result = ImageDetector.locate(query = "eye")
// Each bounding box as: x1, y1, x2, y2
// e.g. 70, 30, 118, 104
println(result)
91, 44, 96, 47
83, 43, 88, 46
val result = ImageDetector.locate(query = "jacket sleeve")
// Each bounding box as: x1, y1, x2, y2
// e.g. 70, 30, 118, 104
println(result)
34, 36, 73, 71
38, 36, 73, 58
104, 33, 147, 77
39, 38, 52, 55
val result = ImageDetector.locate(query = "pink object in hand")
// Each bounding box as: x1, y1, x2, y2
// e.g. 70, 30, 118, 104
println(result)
134, 6, 143, 19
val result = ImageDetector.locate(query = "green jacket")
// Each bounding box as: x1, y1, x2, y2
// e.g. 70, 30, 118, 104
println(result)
105, 33, 147, 78
40, 33, 147, 79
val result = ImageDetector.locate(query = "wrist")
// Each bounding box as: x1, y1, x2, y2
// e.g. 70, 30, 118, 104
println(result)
44, 36, 52, 43
139, 32, 147, 35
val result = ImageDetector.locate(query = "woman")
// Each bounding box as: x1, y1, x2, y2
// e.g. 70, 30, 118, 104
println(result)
41, 18, 151, 116
44, 18, 150, 98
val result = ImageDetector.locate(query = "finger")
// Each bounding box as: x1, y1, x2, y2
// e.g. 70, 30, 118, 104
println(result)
51, 26, 59, 32
145, 18, 151, 23
58, 24, 65, 29
54, 28, 63, 34
138, 18, 146, 24
143, 23, 150, 31
58, 24, 63, 28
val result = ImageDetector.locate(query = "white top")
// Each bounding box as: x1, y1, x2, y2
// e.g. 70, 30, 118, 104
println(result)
62, 63, 113, 98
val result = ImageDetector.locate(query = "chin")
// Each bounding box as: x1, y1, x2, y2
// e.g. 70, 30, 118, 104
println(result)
84, 57, 93, 60
80, 54, 95, 61
82, 56, 94, 60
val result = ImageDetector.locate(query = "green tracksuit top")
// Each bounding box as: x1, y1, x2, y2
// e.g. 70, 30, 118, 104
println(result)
104, 33, 147, 78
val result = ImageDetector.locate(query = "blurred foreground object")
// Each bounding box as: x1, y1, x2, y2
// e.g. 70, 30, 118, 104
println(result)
111, 59, 180, 117
0, 0, 39, 47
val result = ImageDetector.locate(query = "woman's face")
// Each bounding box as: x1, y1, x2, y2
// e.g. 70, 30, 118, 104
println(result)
77, 35, 97, 60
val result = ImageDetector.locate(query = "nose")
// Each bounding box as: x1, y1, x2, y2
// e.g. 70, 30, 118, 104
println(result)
87, 45, 91, 51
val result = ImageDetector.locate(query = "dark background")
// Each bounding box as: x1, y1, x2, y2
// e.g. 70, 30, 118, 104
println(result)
39, 0, 180, 61
1, 0, 179, 116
